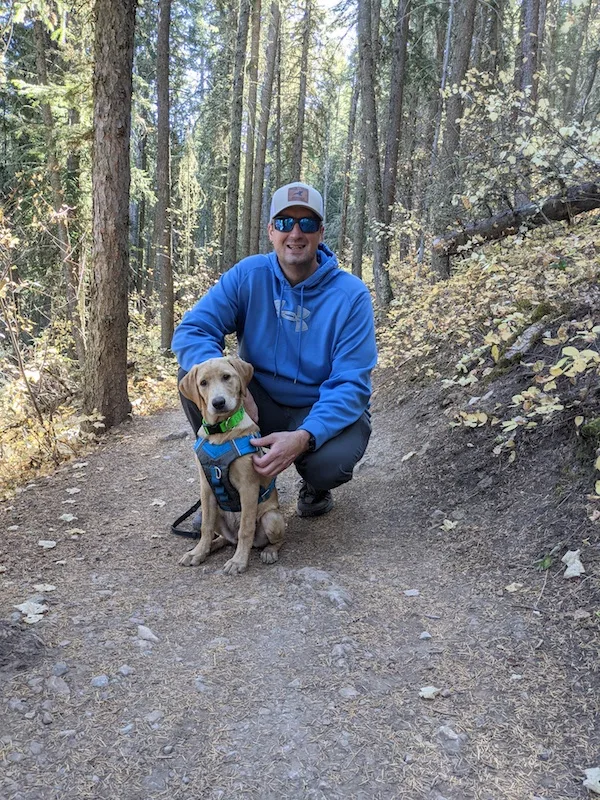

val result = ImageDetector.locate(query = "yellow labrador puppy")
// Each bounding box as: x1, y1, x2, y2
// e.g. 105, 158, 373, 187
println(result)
178, 356, 285, 575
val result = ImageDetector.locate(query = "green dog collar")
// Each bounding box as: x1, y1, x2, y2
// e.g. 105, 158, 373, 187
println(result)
202, 406, 245, 436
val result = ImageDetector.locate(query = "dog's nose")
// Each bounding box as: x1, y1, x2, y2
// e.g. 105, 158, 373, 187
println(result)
212, 396, 226, 411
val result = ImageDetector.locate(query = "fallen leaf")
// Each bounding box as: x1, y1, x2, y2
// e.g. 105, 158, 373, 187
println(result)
65, 528, 86, 535
583, 767, 600, 794
562, 549, 585, 578
72, 462, 88, 469
38, 540, 57, 549
59, 514, 77, 522
401, 451, 417, 462
65, 488, 81, 495
440, 519, 458, 531
419, 686, 441, 700
151, 499, 166, 507
14, 600, 48, 617
7, 525, 19, 531
505, 582, 524, 593
33, 583, 56, 592
404, 589, 420, 597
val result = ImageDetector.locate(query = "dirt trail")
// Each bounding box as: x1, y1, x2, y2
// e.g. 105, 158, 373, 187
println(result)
1, 387, 598, 800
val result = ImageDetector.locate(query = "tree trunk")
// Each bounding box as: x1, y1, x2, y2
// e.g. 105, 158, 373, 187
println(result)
431, 0, 477, 276
249, 2, 280, 254
290, 0, 311, 180
351, 108, 366, 280
84, 0, 135, 429
432, 181, 600, 259
33, 19, 85, 364
223, 0, 251, 268
338, 70, 359, 256
357, 0, 392, 305
156, 0, 173, 350
564, 0, 593, 117
240, 0, 261, 259
576, 48, 599, 123
382, 0, 411, 226
134, 130, 148, 298
518, 0, 541, 102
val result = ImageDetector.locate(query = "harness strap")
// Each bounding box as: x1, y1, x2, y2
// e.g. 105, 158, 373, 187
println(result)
193, 434, 275, 512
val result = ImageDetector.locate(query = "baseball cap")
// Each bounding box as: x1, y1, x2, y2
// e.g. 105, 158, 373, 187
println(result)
270, 182, 324, 220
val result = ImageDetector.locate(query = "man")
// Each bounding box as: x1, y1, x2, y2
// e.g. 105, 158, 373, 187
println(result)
172, 181, 377, 518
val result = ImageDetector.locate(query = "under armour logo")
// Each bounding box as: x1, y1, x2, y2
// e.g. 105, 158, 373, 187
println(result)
274, 299, 310, 332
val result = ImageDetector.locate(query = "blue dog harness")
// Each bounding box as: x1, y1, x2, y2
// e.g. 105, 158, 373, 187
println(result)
194, 434, 275, 513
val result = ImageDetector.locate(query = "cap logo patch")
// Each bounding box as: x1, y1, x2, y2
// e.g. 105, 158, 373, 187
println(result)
288, 187, 308, 202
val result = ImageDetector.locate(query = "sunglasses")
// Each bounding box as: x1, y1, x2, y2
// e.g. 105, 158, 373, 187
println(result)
273, 216, 321, 233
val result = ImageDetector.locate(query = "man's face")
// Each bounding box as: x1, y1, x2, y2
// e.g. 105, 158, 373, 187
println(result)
268, 205, 323, 277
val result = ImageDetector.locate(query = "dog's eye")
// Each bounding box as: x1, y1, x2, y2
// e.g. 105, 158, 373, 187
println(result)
200, 379, 208, 387
222, 373, 231, 381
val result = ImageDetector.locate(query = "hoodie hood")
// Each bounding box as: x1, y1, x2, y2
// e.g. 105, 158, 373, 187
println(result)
269, 242, 340, 291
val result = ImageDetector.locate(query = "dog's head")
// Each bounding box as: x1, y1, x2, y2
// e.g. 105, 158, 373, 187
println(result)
179, 357, 254, 425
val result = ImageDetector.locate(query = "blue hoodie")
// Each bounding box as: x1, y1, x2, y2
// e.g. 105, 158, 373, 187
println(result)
172, 243, 377, 448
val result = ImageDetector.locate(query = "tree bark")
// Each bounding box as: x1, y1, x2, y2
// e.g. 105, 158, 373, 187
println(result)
290, 0, 311, 180
432, 181, 600, 259
430, 0, 477, 276
351, 107, 366, 280
249, 2, 280, 254
576, 48, 599, 123
156, 0, 173, 350
33, 19, 85, 364
338, 70, 359, 256
564, 0, 594, 117
223, 0, 251, 268
382, 0, 411, 226
84, 0, 135, 429
240, 0, 261, 259
357, 0, 392, 305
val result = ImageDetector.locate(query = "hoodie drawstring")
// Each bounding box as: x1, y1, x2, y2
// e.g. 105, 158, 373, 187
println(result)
294, 285, 304, 383
273, 281, 285, 378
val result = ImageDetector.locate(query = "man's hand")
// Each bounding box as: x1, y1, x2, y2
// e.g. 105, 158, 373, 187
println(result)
243, 389, 259, 424
250, 430, 310, 479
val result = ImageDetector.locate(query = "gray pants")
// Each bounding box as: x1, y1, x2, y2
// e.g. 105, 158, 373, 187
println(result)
178, 368, 371, 491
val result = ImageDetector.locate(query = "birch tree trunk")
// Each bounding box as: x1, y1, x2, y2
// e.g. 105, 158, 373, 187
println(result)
84, 0, 135, 429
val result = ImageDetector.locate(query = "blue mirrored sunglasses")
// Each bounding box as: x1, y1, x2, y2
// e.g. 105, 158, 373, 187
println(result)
273, 216, 321, 233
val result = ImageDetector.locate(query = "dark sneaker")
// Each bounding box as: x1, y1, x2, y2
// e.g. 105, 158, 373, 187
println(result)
297, 481, 334, 518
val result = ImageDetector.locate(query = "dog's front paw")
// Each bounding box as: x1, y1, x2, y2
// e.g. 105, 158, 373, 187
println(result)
179, 549, 208, 567
222, 557, 248, 575
260, 545, 279, 565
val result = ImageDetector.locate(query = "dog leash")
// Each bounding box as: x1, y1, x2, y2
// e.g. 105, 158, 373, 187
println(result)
170, 499, 202, 539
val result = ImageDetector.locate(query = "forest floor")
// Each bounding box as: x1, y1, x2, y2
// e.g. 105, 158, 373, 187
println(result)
0, 361, 599, 800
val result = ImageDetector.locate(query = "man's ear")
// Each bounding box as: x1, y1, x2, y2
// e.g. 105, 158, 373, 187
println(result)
179, 365, 203, 409
226, 356, 254, 390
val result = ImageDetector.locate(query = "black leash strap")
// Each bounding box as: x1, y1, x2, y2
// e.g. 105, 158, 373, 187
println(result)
170, 499, 202, 539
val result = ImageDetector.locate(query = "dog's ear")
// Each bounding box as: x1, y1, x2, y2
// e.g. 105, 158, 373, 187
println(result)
226, 357, 254, 390
178, 366, 204, 411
